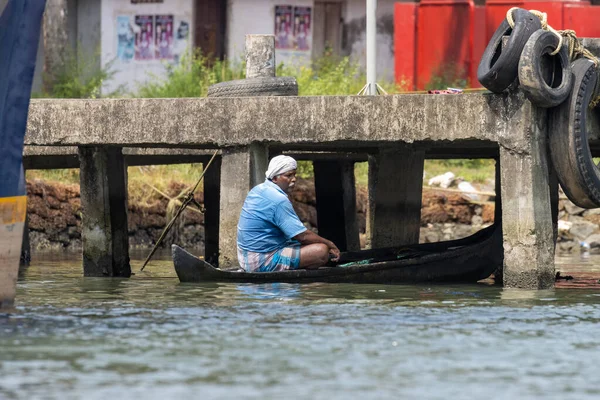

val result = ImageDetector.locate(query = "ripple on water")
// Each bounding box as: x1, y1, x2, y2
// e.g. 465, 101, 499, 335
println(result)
1, 253, 600, 399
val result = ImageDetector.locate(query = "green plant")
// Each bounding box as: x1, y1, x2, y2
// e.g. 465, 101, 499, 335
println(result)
135, 49, 245, 98
278, 54, 397, 96
34, 46, 123, 99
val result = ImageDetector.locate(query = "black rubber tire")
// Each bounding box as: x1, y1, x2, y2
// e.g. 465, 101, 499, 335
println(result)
207, 76, 298, 98
518, 29, 573, 108
477, 8, 542, 93
549, 58, 600, 208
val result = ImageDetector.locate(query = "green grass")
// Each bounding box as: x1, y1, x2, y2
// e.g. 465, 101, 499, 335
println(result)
424, 160, 495, 184
135, 51, 246, 98
27, 164, 205, 206
27, 159, 496, 202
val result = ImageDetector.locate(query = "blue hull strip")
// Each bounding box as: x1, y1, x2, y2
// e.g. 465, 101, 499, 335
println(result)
0, 0, 47, 198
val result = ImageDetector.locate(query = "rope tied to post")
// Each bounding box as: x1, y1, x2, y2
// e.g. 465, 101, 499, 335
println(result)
505, 7, 599, 65
505, 7, 600, 107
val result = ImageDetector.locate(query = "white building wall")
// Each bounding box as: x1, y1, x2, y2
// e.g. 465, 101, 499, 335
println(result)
227, 0, 314, 68
343, 0, 395, 81
226, 0, 395, 81
100, 0, 194, 94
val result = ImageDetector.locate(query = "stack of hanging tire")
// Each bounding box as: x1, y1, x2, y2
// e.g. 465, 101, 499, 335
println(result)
207, 76, 298, 98
478, 7, 600, 208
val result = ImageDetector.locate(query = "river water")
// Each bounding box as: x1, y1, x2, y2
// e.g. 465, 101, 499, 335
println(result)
1, 250, 600, 399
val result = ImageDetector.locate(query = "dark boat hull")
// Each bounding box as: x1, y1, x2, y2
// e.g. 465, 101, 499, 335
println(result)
172, 225, 503, 284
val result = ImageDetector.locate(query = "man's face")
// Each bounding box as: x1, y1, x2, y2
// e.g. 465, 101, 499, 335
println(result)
272, 169, 297, 193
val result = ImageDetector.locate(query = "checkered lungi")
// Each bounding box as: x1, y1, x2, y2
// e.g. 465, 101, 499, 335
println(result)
237, 244, 301, 272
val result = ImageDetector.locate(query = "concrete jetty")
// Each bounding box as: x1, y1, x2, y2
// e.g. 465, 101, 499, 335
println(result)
21, 35, 600, 290
23, 90, 554, 288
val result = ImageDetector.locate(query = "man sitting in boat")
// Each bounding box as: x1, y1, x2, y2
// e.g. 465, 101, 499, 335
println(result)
237, 155, 341, 272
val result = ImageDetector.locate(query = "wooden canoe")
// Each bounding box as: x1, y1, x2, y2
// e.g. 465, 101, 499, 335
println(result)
172, 224, 503, 284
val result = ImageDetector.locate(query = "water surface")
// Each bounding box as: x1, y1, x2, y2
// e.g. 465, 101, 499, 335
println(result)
1, 250, 600, 399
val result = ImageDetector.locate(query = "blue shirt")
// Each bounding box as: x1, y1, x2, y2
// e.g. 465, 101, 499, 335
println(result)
237, 180, 307, 253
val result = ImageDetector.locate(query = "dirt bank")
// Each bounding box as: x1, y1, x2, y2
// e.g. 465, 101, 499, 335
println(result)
26, 178, 495, 252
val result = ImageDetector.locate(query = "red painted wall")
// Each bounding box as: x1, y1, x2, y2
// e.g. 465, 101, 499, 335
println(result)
416, 0, 474, 89
394, 3, 418, 90
395, 0, 600, 90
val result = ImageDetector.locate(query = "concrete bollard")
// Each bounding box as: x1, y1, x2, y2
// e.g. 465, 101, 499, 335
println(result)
245, 34, 276, 79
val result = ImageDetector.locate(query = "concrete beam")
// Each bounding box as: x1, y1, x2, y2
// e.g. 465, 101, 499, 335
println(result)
499, 91, 554, 289
26, 95, 519, 149
79, 147, 130, 277
23, 146, 216, 169
218, 145, 268, 267
313, 160, 360, 252
368, 145, 425, 248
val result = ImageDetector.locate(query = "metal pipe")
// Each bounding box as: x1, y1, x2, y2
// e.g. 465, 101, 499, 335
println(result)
366, 0, 377, 95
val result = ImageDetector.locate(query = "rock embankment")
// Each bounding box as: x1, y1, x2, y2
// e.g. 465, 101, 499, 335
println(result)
29, 178, 597, 254
25, 178, 494, 252
556, 199, 600, 254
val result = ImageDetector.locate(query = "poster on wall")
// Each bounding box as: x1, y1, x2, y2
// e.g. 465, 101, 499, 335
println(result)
293, 7, 311, 51
135, 15, 154, 60
173, 20, 190, 63
116, 16, 135, 62
155, 15, 174, 59
274, 5, 293, 50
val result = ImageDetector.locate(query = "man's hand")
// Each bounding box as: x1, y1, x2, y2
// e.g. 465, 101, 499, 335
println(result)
328, 246, 340, 262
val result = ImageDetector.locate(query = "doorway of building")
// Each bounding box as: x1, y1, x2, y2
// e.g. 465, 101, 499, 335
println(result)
194, 0, 226, 59
313, 1, 343, 59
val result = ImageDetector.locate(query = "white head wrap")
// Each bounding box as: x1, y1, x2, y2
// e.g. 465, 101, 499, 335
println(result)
265, 155, 297, 180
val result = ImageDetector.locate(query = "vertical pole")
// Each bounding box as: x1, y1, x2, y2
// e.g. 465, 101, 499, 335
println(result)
366, 0, 377, 95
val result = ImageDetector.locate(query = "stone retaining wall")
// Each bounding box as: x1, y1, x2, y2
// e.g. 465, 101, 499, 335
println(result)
26, 178, 506, 252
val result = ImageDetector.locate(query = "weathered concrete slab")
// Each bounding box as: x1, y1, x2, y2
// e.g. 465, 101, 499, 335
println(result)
26, 95, 522, 150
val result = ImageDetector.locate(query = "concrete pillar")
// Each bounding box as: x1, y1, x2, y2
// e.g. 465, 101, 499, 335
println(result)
0, 196, 26, 309
79, 147, 131, 277
549, 166, 559, 246
43, 0, 69, 92
245, 35, 276, 78
20, 213, 31, 266
493, 157, 503, 285
368, 145, 425, 248
313, 160, 360, 251
499, 95, 554, 289
204, 156, 221, 266
218, 144, 268, 267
